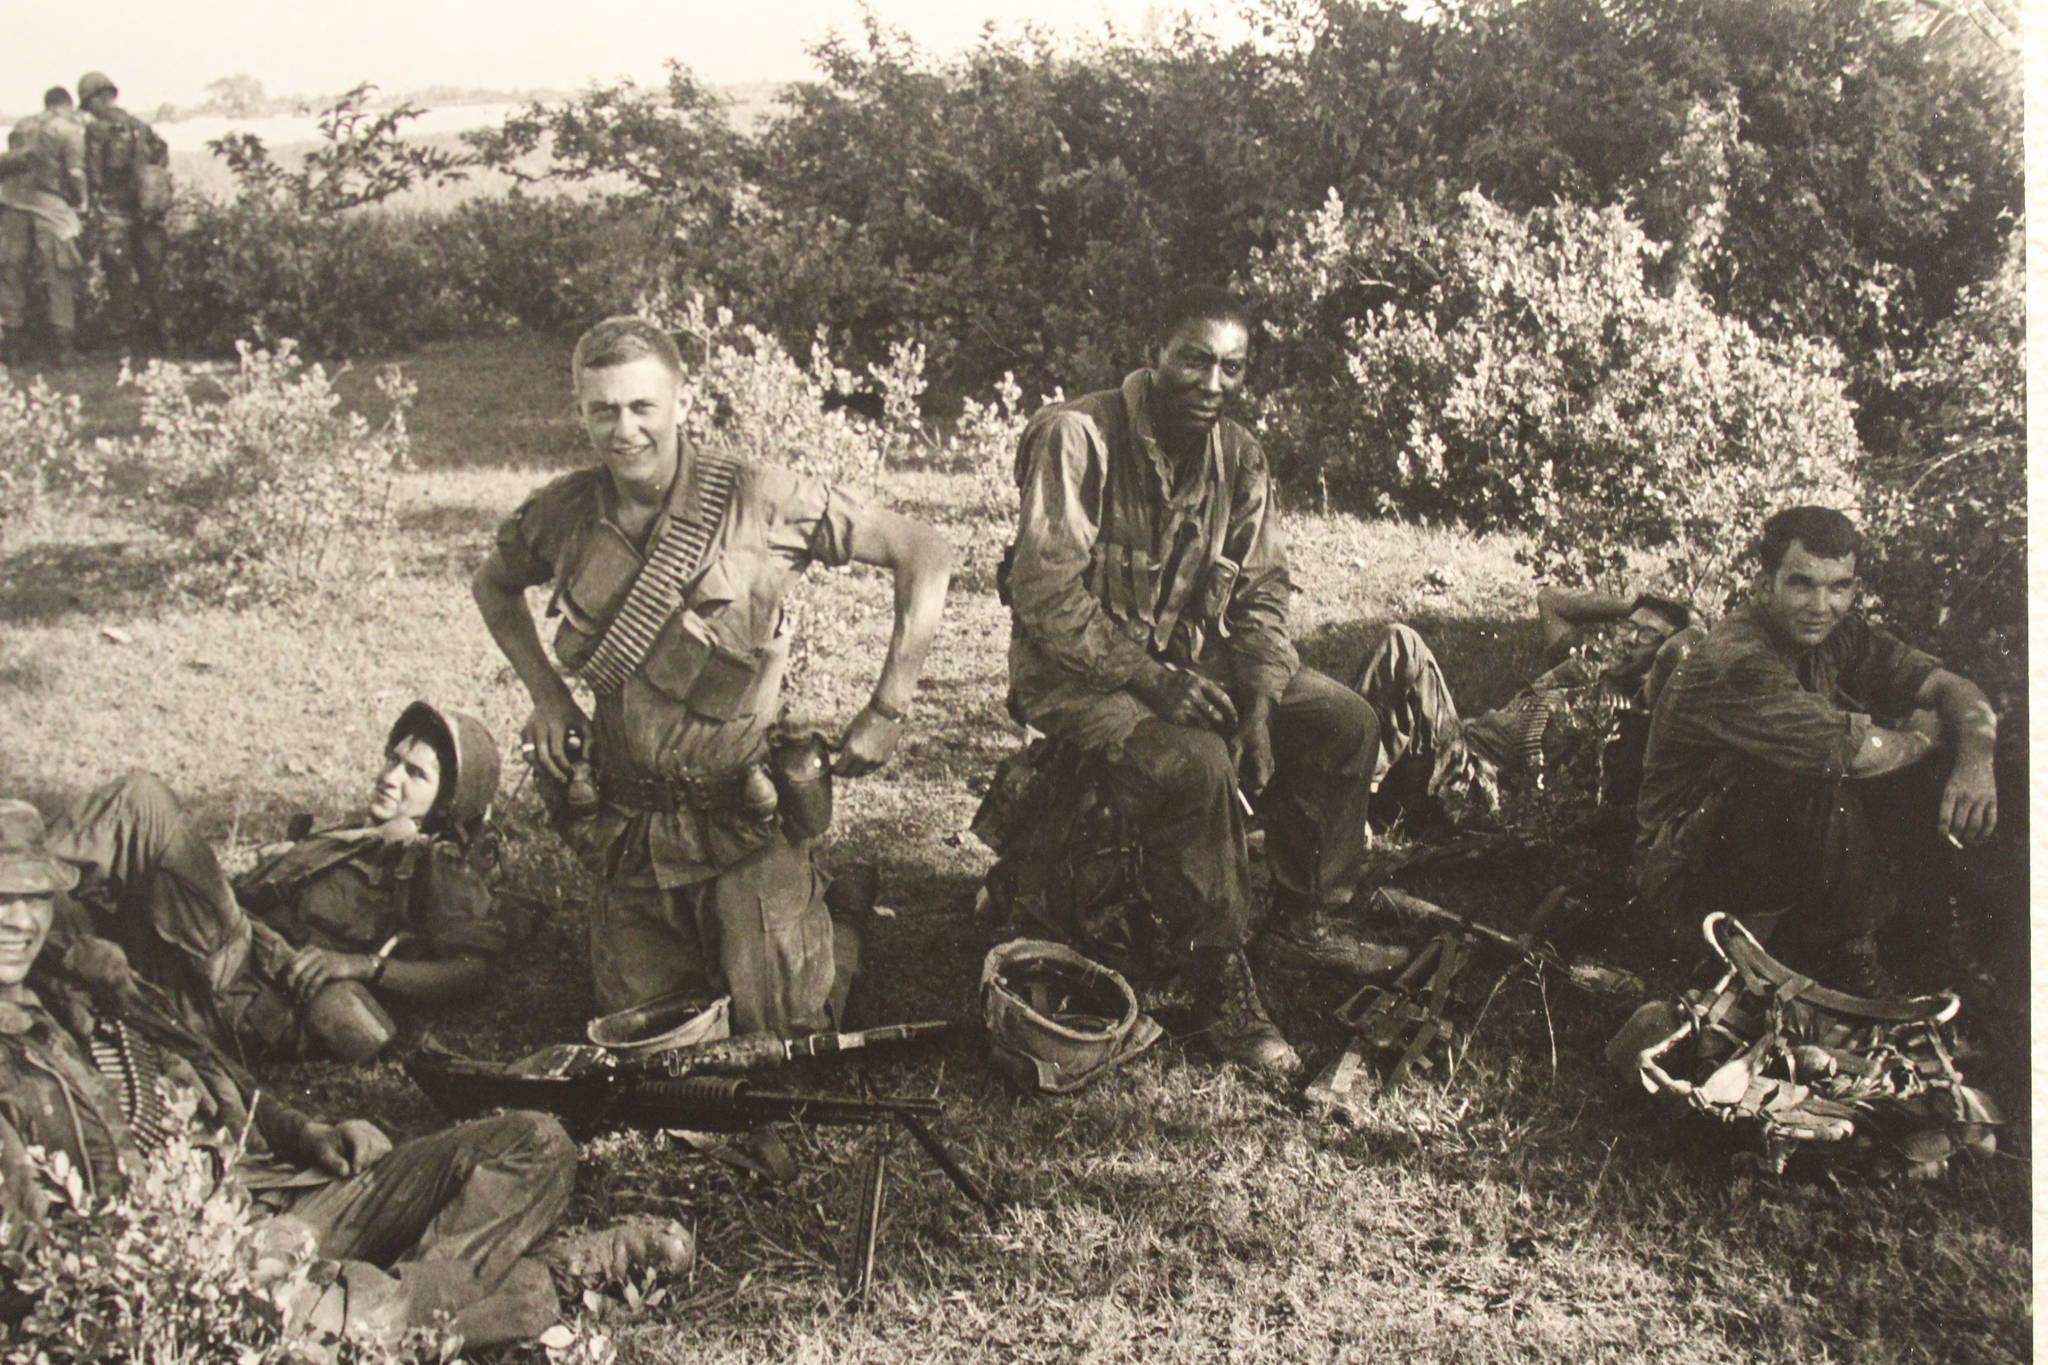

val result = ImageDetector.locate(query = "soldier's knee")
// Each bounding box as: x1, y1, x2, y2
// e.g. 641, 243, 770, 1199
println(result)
105, 770, 182, 823
500, 1110, 576, 1164
1166, 726, 1235, 792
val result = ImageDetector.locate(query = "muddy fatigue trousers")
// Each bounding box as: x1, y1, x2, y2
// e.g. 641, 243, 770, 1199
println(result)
276, 1110, 576, 1337
589, 827, 859, 1036
96, 214, 168, 347
41, 771, 264, 1046
1670, 761, 1971, 971
1090, 666, 1378, 954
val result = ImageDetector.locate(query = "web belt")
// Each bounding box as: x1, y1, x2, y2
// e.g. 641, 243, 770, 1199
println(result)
575, 455, 740, 696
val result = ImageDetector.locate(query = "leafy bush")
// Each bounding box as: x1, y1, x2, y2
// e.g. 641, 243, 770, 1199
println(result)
0, 373, 94, 535
116, 340, 411, 602
208, 82, 474, 215
1, 1130, 447, 1363
166, 200, 486, 357
1248, 188, 1864, 610
429, 192, 645, 334
654, 292, 899, 490
1865, 242, 2024, 700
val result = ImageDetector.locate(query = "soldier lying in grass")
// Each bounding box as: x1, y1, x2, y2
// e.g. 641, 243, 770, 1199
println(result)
21, 701, 518, 1064
0, 801, 691, 1352
1353, 587, 1702, 830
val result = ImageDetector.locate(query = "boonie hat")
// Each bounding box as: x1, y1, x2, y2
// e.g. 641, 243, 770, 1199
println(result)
981, 939, 1162, 1094
0, 799, 79, 896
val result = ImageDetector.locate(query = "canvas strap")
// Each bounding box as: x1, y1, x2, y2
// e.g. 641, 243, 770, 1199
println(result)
574, 455, 740, 696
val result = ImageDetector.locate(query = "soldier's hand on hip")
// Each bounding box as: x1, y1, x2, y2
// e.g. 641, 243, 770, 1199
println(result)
833, 705, 903, 777
521, 693, 592, 783
1133, 661, 1239, 733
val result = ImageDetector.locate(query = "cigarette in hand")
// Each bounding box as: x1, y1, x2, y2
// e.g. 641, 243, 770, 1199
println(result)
1235, 786, 1254, 816
1945, 831, 1964, 849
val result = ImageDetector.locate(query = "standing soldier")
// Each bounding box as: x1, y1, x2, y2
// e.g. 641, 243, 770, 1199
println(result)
0, 87, 88, 367
78, 71, 171, 355
473, 317, 955, 1037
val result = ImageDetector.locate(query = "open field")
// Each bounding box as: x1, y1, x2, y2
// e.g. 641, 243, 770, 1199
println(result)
0, 334, 2028, 1363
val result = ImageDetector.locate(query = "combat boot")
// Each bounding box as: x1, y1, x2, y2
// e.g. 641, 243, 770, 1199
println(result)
1261, 906, 1412, 980
1191, 945, 1300, 1077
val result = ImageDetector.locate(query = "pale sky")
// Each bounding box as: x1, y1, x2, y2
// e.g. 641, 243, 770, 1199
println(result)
5, 1, 1212, 109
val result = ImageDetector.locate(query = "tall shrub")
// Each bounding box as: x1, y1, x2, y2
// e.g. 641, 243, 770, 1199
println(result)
1249, 188, 1864, 610
118, 341, 411, 602
1865, 242, 2023, 698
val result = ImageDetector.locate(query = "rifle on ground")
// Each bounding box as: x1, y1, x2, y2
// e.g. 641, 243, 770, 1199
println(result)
406, 1022, 955, 1132
1366, 888, 1643, 998
1303, 886, 1642, 1114
406, 1023, 1007, 1304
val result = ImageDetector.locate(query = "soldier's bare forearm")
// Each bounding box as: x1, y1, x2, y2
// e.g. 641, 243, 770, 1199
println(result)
856, 512, 956, 716
1848, 723, 1938, 778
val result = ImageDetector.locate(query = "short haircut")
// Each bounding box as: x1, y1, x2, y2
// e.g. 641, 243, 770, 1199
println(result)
571, 316, 684, 387
43, 87, 71, 109
1152, 285, 1255, 349
1629, 593, 1693, 633
1756, 505, 1862, 575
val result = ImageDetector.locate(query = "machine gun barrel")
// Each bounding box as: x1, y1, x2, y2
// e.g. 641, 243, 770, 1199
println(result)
605, 1075, 943, 1131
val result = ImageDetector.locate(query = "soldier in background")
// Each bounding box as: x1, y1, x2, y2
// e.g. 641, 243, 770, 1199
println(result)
0, 87, 88, 367
78, 70, 171, 355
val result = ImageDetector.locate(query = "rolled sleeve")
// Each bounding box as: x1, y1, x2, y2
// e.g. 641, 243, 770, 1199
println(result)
752, 465, 867, 570
492, 469, 605, 590
1851, 621, 1941, 718
1008, 410, 1157, 692
409, 847, 511, 960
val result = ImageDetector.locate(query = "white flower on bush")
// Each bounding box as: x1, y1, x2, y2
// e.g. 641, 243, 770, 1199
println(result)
0, 372, 97, 535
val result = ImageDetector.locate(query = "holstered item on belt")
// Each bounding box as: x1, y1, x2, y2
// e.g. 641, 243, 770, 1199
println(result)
768, 730, 834, 840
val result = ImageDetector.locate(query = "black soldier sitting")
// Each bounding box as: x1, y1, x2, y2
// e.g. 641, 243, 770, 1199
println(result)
990, 286, 1405, 1078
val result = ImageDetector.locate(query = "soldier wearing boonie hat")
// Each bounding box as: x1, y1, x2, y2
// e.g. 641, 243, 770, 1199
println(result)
0, 797, 694, 1350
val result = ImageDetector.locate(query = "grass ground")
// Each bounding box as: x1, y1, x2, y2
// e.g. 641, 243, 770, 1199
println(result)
0, 336, 2029, 1363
